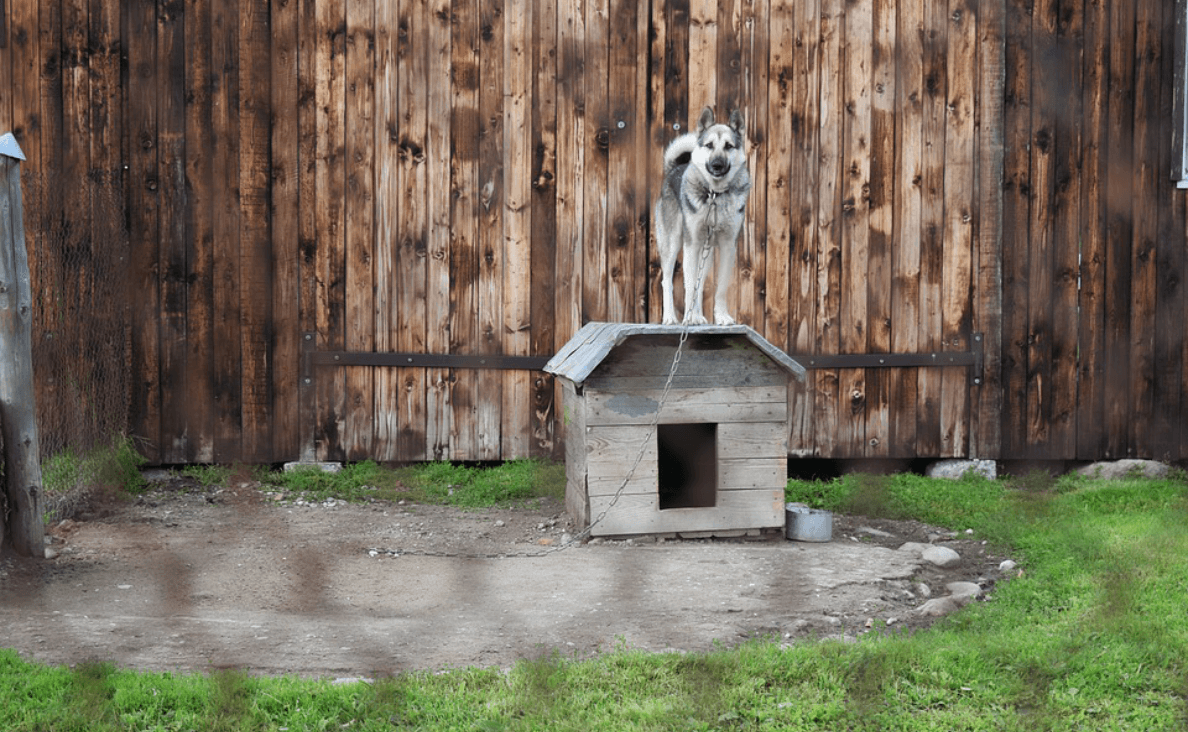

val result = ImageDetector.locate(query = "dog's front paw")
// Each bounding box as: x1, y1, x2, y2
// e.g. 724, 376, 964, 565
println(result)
682, 312, 709, 326
661, 313, 680, 325
713, 312, 736, 326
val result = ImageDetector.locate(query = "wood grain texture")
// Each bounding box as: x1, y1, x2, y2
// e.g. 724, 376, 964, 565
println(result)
11, 0, 1188, 465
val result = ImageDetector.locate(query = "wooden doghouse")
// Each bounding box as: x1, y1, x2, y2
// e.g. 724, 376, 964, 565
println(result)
545, 323, 806, 537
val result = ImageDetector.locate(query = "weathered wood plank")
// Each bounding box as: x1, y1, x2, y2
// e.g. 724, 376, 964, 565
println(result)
125, 0, 161, 463
297, 0, 320, 461
1048, 0, 1083, 458
581, 0, 608, 322
476, 0, 505, 459
586, 489, 784, 536
786, 0, 820, 456
688, 0, 718, 109
211, 0, 244, 461
396, 0, 429, 460
865, 0, 895, 458
764, 0, 794, 348
889, 0, 922, 457
1000, 0, 1031, 457
1024, 0, 1056, 456
374, 0, 400, 461
561, 381, 590, 527
585, 385, 789, 426
839, 0, 872, 457
941, 0, 975, 457
158, 0, 192, 462
271, 0, 301, 461
1102, 0, 1135, 457
315, 0, 347, 460
645, 0, 669, 324
501, 0, 532, 458
448, 0, 481, 460
426, 0, 453, 459
972, 0, 1005, 459
1075, 0, 1107, 460
555, 0, 585, 341
531, 0, 558, 457
606, 0, 640, 322
184, 0, 215, 463
1155, 2, 1186, 459
240, 0, 274, 462
1129, 0, 1162, 457
915, 0, 947, 456
342, 0, 374, 461
813, 0, 842, 457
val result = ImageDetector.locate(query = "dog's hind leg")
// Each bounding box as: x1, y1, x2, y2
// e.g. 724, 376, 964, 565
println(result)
656, 207, 681, 325
712, 237, 737, 325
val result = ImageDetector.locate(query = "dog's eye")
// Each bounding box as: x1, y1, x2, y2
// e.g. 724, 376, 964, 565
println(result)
724, 142, 735, 150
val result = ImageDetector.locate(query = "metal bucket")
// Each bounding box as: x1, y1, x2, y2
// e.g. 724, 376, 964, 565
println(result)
785, 504, 833, 542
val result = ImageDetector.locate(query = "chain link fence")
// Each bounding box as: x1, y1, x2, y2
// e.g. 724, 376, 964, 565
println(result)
0, 169, 133, 519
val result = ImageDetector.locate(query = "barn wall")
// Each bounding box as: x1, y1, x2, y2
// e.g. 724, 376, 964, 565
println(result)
0, 0, 1184, 464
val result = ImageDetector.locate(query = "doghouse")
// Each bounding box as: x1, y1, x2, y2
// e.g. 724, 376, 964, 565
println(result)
545, 322, 806, 538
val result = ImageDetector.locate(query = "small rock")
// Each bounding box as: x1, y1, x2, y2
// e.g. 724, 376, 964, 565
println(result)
999, 559, 1017, 572
914, 582, 931, 598
44, 548, 58, 560
494, 519, 506, 527
926, 459, 997, 480
916, 597, 961, 617
921, 545, 962, 568
896, 541, 931, 555
858, 526, 894, 538
946, 582, 982, 602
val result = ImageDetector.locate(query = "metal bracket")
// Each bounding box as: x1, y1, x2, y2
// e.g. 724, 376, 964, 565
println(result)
300, 333, 550, 382
794, 333, 985, 385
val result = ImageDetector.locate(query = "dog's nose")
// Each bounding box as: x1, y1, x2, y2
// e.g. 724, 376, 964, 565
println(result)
708, 159, 730, 177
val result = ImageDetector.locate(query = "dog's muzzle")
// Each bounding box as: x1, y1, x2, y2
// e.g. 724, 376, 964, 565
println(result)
708, 157, 731, 177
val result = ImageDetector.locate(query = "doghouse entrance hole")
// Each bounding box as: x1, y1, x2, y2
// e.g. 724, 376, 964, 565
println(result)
658, 423, 717, 509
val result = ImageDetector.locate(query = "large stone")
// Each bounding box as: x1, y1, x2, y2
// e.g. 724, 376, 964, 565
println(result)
1074, 459, 1170, 480
926, 459, 997, 480
921, 545, 962, 568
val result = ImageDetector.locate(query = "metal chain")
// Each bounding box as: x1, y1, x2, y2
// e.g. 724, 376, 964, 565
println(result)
367, 246, 716, 561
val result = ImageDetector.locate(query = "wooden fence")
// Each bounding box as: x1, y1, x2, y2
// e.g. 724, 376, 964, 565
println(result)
0, 0, 1184, 465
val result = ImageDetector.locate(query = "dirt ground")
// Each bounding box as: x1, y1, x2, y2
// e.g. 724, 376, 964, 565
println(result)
0, 474, 1013, 678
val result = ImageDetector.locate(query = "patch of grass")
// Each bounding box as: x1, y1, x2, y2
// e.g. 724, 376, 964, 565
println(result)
259, 459, 565, 509
42, 435, 147, 521
179, 463, 236, 488
786, 471, 1014, 543
6, 473, 1188, 730
264, 460, 407, 503
396, 459, 565, 508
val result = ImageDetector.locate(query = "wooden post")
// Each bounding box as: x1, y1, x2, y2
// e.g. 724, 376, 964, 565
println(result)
0, 132, 45, 558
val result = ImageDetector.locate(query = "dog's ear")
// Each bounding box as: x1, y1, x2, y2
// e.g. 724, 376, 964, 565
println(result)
697, 107, 716, 132
729, 109, 745, 133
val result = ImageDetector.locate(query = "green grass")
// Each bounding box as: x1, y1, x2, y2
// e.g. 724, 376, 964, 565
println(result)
7, 470, 1188, 730
41, 435, 147, 520
258, 459, 565, 508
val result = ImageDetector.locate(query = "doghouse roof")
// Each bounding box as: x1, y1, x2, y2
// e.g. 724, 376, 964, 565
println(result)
544, 322, 807, 385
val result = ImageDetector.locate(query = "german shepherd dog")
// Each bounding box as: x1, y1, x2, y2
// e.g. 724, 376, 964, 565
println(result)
655, 107, 752, 325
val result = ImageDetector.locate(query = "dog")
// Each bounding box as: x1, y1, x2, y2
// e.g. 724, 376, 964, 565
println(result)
655, 107, 752, 326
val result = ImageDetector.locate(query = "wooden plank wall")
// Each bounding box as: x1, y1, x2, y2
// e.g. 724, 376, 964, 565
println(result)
0, 0, 1185, 464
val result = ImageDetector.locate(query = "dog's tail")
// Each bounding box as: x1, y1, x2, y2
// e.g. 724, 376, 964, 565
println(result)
662, 133, 699, 174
